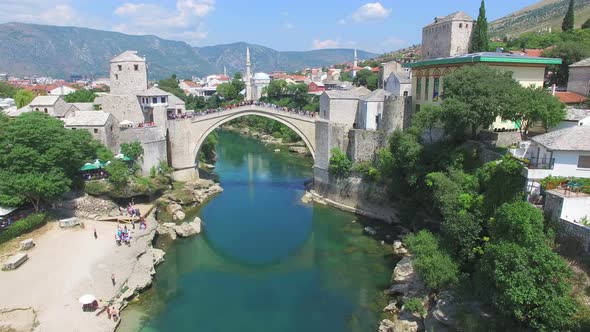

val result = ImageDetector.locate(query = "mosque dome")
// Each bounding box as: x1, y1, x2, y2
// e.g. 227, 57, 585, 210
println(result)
253, 72, 270, 80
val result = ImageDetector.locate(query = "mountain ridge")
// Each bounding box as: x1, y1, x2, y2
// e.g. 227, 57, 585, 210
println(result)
0, 23, 377, 79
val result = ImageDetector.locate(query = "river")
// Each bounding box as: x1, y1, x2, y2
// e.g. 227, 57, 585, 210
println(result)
120, 130, 394, 332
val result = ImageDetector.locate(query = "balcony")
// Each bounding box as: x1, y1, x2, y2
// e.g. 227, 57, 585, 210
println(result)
528, 157, 554, 170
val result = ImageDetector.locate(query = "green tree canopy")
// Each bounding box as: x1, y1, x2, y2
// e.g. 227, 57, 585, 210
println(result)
490, 201, 545, 246
410, 104, 442, 143
440, 65, 521, 138
0, 82, 18, 99
503, 86, 565, 138
543, 40, 590, 86
328, 148, 352, 177
562, 0, 575, 32
120, 141, 144, 161
353, 69, 378, 91
470, 0, 489, 52
63, 89, 97, 103
0, 112, 98, 210
14, 90, 34, 108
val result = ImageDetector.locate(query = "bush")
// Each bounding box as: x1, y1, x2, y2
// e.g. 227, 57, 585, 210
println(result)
106, 160, 130, 187
150, 166, 157, 178
84, 180, 110, 196
329, 148, 352, 177
491, 201, 545, 246
0, 213, 46, 244
404, 297, 426, 317
404, 230, 459, 291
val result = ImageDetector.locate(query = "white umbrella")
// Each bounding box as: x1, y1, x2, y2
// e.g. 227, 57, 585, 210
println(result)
78, 294, 96, 304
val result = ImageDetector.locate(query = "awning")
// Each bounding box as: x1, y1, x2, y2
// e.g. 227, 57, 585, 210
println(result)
80, 163, 100, 171
0, 206, 18, 217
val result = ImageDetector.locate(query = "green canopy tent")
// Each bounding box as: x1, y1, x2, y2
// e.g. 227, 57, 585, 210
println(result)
80, 163, 100, 172
114, 154, 133, 162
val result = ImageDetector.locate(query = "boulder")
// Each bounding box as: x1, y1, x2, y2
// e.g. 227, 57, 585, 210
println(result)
166, 203, 182, 215
19, 239, 34, 251
429, 291, 457, 328
392, 257, 415, 283
393, 241, 409, 256
59, 217, 79, 228
150, 248, 166, 266
300, 192, 313, 204
383, 301, 398, 312
156, 223, 177, 240
3, 253, 28, 270
174, 218, 202, 238
288, 146, 309, 155
378, 319, 396, 332
173, 210, 186, 221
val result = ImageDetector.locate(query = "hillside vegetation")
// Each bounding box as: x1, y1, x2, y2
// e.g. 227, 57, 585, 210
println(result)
490, 0, 590, 37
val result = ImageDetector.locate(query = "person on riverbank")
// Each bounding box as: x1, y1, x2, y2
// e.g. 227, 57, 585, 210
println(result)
111, 274, 116, 286
93, 228, 97, 239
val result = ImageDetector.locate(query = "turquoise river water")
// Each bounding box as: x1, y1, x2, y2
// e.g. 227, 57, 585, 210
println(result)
120, 130, 394, 332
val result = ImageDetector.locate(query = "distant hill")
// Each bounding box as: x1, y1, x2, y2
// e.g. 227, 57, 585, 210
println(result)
0, 23, 377, 79
490, 0, 590, 37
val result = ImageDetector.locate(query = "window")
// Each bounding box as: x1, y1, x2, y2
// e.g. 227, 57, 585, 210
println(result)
416, 78, 422, 100
161, 96, 166, 104
118, 65, 122, 71
44, 108, 48, 113
403, 91, 409, 97
459, 23, 463, 28
35, 108, 39, 112
466, 24, 469, 28
93, 129, 99, 134
134, 64, 139, 71
433, 77, 440, 101
415, 104, 421, 113
152, 97, 158, 104
425, 78, 430, 101
578, 155, 590, 169
115, 74, 119, 80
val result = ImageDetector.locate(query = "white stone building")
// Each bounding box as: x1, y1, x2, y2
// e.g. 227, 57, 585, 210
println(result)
567, 58, 590, 97
422, 11, 474, 60
319, 87, 371, 127
357, 89, 392, 130
385, 72, 412, 97
48, 84, 77, 96
63, 111, 117, 149
28, 96, 77, 118
109, 51, 148, 96
251, 72, 271, 101
550, 108, 590, 131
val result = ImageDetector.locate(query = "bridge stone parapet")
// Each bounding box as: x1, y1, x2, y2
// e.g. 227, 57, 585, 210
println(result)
167, 105, 319, 181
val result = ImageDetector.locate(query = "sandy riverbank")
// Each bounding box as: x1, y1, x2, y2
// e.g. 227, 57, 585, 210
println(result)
0, 213, 162, 332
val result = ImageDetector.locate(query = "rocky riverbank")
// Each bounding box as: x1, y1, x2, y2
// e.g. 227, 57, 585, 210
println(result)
222, 125, 311, 156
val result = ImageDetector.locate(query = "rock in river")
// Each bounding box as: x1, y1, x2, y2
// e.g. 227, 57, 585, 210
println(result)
174, 217, 202, 237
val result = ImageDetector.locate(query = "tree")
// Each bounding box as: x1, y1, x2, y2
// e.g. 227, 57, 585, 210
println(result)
106, 160, 130, 187
64, 89, 97, 103
583, 17, 590, 29
120, 141, 144, 161
478, 156, 526, 214
440, 65, 521, 139
14, 90, 34, 108
543, 41, 590, 86
353, 69, 378, 90
479, 242, 577, 331
0, 82, 17, 98
562, 0, 575, 32
328, 148, 352, 176
503, 86, 565, 138
490, 201, 545, 246
340, 71, 353, 82
470, 0, 489, 52
410, 104, 442, 143
216, 82, 239, 101
157, 75, 186, 100
0, 112, 97, 211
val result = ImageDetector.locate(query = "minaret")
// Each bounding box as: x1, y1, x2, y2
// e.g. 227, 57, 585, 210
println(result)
353, 48, 358, 78
245, 47, 253, 101
224, 65, 227, 77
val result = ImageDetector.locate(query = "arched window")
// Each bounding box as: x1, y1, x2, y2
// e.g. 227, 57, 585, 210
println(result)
44, 108, 48, 113
35, 108, 39, 112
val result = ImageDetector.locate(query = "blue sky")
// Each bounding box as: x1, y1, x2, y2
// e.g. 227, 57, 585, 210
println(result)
0, 0, 540, 53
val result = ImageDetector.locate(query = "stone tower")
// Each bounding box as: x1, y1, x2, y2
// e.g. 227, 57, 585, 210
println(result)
109, 50, 148, 95
245, 47, 253, 101
422, 11, 474, 60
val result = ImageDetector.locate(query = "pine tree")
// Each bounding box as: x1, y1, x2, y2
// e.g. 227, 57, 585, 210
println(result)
469, 0, 489, 53
562, 0, 575, 32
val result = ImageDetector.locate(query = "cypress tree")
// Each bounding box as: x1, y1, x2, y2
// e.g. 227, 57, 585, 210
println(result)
562, 0, 575, 32
470, 0, 489, 53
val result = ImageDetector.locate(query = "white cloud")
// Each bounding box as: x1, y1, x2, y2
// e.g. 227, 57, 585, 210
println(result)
113, 0, 215, 44
312, 39, 342, 49
0, 1, 103, 28
351, 2, 391, 22
382, 36, 408, 50
338, 19, 347, 25
282, 22, 294, 30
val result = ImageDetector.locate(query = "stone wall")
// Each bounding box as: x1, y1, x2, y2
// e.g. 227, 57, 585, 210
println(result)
118, 126, 167, 176
95, 95, 144, 124
558, 219, 590, 253
110, 60, 148, 96
347, 129, 386, 163
479, 130, 522, 148
314, 120, 349, 171
313, 168, 399, 223
381, 95, 413, 135
567, 66, 590, 97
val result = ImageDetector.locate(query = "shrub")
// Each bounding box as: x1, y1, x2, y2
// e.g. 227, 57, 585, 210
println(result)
0, 213, 46, 244
404, 230, 459, 291
150, 166, 157, 178
404, 297, 426, 317
84, 180, 110, 196
329, 148, 352, 177
106, 160, 130, 187
491, 201, 545, 246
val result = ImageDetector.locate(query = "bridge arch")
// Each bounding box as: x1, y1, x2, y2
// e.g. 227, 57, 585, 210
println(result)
192, 110, 316, 162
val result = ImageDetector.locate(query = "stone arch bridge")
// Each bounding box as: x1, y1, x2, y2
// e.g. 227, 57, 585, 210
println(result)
167, 105, 319, 181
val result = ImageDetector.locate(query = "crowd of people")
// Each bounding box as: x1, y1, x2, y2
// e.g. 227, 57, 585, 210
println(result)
138, 122, 156, 128
167, 100, 317, 120
82, 170, 108, 181
114, 201, 147, 246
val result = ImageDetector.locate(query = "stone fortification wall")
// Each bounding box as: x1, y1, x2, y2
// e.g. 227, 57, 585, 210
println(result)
95, 95, 143, 124
314, 120, 349, 171
381, 96, 413, 135
347, 129, 386, 163
479, 130, 522, 148
313, 168, 399, 223
118, 126, 167, 175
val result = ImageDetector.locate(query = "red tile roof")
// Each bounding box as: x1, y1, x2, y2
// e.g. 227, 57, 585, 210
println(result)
182, 80, 199, 88
555, 92, 588, 104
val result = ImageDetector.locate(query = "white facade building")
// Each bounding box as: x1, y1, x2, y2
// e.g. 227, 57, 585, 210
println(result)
385, 72, 412, 97
567, 58, 590, 97
319, 87, 371, 127
358, 89, 391, 130
251, 72, 271, 101
48, 84, 77, 96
